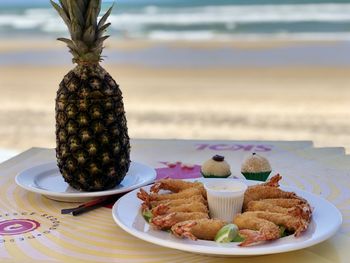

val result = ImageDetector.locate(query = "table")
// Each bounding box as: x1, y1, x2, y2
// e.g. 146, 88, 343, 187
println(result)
0, 139, 349, 262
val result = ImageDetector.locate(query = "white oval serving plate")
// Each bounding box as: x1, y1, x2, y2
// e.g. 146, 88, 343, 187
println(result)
112, 178, 342, 257
15, 161, 156, 202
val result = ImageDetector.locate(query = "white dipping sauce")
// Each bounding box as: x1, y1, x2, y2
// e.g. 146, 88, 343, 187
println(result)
207, 184, 245, 192
204, 179, 247, 222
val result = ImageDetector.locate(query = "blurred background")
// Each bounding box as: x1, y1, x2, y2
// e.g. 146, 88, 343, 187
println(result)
0, 0, 350, 160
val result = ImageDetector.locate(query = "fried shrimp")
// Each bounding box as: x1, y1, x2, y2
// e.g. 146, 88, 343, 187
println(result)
151, 212, 209, 230
152, 202, 209, 216
151, 179, 206, 197
149, 195, 207, 208
139, 175, 312, 247
246, 200, 310, 221
234, 213, 280, 246
171, 219, 226, 240
243, 174, 297, 210
243, 186, 298, 211
259, 198, 307, 208
241, 211, 308, 236
247, 199, 312, 221
138, 187, 203, 202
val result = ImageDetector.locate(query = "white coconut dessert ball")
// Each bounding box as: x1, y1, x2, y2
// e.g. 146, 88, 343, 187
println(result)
201, 155, 231, 178
241, 153, 271, 181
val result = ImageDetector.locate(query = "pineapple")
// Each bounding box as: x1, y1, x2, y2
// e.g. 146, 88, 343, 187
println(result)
51, 0, 130, 191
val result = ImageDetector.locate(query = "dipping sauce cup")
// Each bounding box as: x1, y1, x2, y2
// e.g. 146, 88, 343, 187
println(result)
204, 179, 247, 222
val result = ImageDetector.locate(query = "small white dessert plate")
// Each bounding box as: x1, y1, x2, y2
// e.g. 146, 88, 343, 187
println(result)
112, 178, 342, 257
15, 161, 156, 202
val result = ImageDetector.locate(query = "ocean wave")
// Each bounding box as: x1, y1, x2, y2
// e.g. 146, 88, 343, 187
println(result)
1, 4, 350, 40
146, 30, 350, 41
110, 4, 350, 27
148, 30, 221, 41
0, 8, 60, 30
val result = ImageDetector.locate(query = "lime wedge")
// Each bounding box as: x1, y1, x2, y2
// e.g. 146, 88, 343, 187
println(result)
279, 226, 286, 237
142, 209, 153, 223
232, 234, 245, 242
215, 224, 238, 243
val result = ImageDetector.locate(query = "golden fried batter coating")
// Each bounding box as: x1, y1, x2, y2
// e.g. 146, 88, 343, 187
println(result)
153, 187, 204, 201
151, 179, 206, 197
246, 199, 311, 221
241, 211, 308, 236
243, 186, 298, 211
150, 195, 207, 208
234, 213, 280, 246
151, 212, 209, 230
138, 187, 203, 202
171, 219, 226, 240
259, 198, 306, 208
152, 202, 208, 216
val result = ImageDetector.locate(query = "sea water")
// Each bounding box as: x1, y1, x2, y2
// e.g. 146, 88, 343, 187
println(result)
1, 0, 350, 40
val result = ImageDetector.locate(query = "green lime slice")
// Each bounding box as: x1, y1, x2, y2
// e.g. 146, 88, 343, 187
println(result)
279, 226, 286, 237
142, 209, 153, 223
215, 224, 238, 243
232, 234, 245, 242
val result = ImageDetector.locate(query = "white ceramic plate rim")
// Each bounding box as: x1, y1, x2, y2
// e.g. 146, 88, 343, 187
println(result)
15, 161, 156, 198
112, 178, 343, 256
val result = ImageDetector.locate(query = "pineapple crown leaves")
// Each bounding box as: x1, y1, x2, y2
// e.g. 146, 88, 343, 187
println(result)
50, 0, 114, 64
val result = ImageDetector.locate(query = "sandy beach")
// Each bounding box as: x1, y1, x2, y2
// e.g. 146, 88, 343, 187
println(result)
1, 39, 350, 152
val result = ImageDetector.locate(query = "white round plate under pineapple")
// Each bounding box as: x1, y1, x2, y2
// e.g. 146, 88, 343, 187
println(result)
15, 161, 156, 202
112, 178, 342, 257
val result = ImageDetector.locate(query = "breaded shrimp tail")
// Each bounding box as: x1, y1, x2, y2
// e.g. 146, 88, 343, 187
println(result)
137, 188, 151, 210
241, 211, 309, 237
152, 202, 208, 216
151, 179, 206, 197
171, 219, 226, 241
151, 212, 208, 230
262, 173, 282, 187
148, 187, 204, 201
243, 186, 298, 211
150, 195, 207, 208
246, 200, 311, 221
234, 213, 280, 246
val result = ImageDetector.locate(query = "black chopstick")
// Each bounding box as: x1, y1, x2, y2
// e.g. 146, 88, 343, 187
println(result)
61, 194, 122, 216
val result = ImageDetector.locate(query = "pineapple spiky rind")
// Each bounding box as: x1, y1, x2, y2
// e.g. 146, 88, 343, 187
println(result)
51, 0, 131, 191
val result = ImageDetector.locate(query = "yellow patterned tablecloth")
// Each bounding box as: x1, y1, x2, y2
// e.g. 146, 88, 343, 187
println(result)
0, 139, 349, 263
